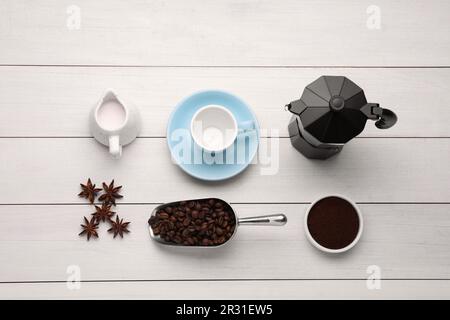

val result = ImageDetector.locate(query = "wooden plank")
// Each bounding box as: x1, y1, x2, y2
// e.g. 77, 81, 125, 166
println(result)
0, 1, 449, 66
0, 138, 449, 204
1, 67, 449, 138
0, 204, 449, 281
1, 280, 449, 299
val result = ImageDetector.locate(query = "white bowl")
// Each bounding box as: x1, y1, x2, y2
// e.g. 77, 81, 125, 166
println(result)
304, 194, 363, 254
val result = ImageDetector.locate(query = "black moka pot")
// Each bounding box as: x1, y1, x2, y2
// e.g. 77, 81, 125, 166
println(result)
286, 76, 398, 159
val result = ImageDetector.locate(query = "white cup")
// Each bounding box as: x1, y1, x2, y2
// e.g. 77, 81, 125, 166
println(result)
89, 89, 141, 158
190, 105, 253, 153
304, 194, 363, 254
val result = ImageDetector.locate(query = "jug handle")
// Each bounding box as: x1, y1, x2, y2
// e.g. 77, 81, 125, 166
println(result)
361, 103, 398, 129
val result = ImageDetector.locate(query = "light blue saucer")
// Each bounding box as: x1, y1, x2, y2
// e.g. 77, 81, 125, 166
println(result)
167, 90, 260, 181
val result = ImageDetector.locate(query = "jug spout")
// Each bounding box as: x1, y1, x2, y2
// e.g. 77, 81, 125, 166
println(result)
361, 103, 398, 129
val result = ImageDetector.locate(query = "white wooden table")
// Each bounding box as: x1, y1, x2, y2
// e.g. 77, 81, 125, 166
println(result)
1, 0, 450, 299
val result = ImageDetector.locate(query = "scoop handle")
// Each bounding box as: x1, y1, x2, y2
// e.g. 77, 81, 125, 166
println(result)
238, 214, 287, 226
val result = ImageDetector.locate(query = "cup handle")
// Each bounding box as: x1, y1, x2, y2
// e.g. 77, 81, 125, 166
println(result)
109, 135, 122, 159
237, 120, 255, 134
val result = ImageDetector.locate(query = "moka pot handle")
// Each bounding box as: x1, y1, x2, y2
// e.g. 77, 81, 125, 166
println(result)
361, 103, 398, 129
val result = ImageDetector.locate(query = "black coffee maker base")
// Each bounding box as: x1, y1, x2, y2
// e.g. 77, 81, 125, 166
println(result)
288, 117, 343, 160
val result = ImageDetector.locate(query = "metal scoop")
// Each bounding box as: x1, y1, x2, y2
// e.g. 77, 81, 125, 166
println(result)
148, 198, 287, 247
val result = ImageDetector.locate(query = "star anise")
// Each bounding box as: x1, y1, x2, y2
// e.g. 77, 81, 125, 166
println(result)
79, 216, 99, 240
78, 178, 101, 204
108, 216, 130, 238
99, 180, 123, 206
92, 203, 115, 223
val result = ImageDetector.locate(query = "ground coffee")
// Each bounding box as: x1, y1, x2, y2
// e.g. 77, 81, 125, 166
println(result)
307, 196, 360, 250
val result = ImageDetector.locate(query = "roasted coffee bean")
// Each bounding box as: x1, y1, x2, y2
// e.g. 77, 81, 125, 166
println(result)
182, 218, 191, 227
159, 212, 169, 219
178, 211, 185, 217
182, 229, 190, 237
149, 198, 236, 246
